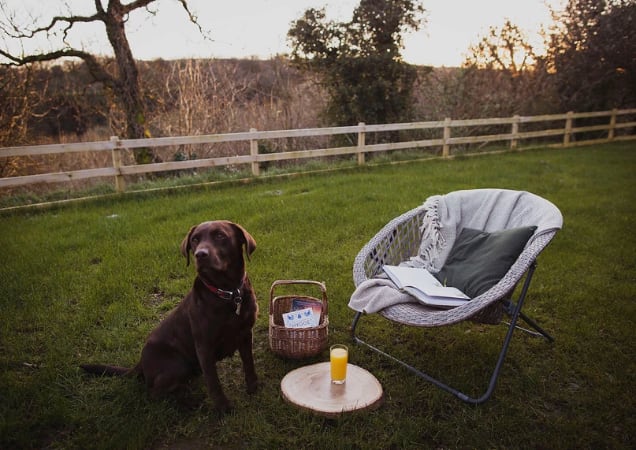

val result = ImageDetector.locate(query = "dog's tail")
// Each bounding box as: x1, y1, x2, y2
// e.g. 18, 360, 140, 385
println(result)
80, 363, 139, 377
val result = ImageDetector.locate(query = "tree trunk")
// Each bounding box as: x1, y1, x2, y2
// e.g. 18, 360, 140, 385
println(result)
104, 1, 153, 164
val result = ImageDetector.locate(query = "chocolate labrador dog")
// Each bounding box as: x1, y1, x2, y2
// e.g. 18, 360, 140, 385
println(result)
81, 220, 258, 413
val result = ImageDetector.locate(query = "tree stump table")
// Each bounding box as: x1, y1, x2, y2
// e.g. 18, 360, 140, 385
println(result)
280, 362, 383, 417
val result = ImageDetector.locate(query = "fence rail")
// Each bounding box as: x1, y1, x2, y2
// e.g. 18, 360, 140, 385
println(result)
1, 108, 635, 192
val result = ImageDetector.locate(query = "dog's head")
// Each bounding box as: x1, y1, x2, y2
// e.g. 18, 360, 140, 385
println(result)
180, 221, 256, 279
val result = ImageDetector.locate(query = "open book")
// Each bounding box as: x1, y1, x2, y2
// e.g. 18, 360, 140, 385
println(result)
382, 265, 470, 308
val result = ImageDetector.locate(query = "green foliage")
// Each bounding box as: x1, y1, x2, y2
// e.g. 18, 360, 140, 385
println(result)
288, 0, 425, 128
0, 143, 635, 448
322, 55, 419, 128
545, 0, 636, 110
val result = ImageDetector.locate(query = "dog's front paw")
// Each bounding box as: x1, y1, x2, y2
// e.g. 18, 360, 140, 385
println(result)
245, 375, 258, 394
246, 380, 258, 395
214, 397, 233, 415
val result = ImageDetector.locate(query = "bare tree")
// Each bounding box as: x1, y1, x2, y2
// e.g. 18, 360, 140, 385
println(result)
0, 0, 203, 163
464, 20, 537, 76
459, 19, 555, 117
0, 64, 40, 176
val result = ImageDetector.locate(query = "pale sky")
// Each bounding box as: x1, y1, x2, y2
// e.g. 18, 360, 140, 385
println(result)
1, 0, 563, 67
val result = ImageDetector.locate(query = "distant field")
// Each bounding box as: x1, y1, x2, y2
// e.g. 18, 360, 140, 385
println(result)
1, 142, 634, 449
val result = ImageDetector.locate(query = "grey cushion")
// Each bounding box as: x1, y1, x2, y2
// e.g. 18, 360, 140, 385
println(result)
435, 226, 537, 298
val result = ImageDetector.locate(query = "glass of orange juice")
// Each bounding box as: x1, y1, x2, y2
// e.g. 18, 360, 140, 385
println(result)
330, 344, 348, 384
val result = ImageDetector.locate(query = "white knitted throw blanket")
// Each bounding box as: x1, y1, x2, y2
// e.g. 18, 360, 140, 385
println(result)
348, 189, 563, 314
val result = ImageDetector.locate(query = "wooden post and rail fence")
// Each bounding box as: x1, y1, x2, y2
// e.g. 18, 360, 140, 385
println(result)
1, 109, 634, 193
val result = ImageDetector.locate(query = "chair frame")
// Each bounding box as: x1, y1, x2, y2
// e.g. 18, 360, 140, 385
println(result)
350, 203, 557, 404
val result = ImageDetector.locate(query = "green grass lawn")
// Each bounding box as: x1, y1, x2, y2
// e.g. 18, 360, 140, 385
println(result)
1, 142, 634, 449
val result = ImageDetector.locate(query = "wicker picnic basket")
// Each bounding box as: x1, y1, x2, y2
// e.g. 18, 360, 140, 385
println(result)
268, 280, 329, 359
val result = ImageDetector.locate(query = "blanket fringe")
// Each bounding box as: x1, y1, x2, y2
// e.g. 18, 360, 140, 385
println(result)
410, 196, 445, 271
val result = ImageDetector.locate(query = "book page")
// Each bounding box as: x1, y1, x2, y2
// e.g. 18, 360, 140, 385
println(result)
383, 265, 469, 299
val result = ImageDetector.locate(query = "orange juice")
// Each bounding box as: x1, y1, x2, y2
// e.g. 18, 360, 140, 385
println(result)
330, 345, 348, 384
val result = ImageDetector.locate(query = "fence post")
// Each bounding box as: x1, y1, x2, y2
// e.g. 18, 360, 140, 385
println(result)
563, 111, 574, 147
110, 136, 125, 193
250, 128, 260, 176
442, 117, 451, 157
608, 108, 617, 141
357, 122, 366, 165
510, 115, 520, 150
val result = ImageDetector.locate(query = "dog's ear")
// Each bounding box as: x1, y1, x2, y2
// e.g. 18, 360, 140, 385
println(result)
231, 223, 256, 260
180, 225, 197, 266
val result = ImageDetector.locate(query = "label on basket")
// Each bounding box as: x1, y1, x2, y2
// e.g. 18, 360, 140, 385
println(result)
283, 307, 319, 328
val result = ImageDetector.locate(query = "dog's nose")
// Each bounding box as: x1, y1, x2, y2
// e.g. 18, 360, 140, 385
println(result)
195, 248, 209, 259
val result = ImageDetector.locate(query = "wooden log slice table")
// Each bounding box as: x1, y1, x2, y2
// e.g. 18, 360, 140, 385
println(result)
280, 362, 383, 417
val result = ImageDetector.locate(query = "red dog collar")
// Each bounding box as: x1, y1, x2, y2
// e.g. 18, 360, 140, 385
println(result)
199, 277, 244, 315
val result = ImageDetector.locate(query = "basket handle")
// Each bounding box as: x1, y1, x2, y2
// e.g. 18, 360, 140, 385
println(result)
269, 280, 328, 315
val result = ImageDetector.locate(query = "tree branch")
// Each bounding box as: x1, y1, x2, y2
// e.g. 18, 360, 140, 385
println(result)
120, 0, 157, 15
22, 12, 104, 46
0, 47, 116, 88
176, 0, 204, 35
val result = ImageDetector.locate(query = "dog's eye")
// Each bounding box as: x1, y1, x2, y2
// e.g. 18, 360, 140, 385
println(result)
214, 232, 227, 241
191, 236, 199, 244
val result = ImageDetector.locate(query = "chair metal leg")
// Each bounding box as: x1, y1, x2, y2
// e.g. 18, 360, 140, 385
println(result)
351, 263, 549, 404
502, 265, 554, 343
518, 310, 554, 342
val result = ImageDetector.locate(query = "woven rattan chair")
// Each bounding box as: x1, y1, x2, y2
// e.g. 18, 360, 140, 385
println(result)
350, 189, 562, 404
